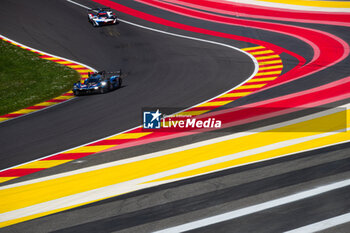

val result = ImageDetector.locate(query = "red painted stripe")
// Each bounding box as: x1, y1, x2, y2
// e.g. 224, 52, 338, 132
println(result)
39, 55, 53, 59
253, 52, 276, 57
88, 139, 136, 146
229, 88, 263, 93
62, 92, 74, 96
184, 106, 220, 111
25, 106, 47, 110
41, 153, 94, 160
256, 68, 283, 73
256, 58, 282, 63
259, 63, 283, 68
208, 97, 239, 102
253, 74, 281, 78
1, 113, 24, 118
46, 99, 66, 103
74, 67, 91, 70
0, 168, 45, 177
244, 48, 268, 53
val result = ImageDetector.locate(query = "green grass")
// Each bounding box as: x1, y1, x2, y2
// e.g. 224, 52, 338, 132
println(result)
0, 39, 80, 115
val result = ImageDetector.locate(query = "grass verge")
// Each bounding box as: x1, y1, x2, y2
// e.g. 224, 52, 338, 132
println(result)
0, 39, 80, 115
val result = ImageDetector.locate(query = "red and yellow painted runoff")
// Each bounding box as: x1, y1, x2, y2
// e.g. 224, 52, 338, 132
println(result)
0, 107, 348, 227
0, 36, 94, 123
0, 45, 283, 183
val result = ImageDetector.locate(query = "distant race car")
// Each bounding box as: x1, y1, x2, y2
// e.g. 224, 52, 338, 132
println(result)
88, 8, 117, 27
73, 70, 122, 96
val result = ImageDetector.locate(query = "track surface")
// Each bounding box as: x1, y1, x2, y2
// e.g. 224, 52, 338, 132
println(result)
0, 0, 253, 169
1, 0, 350, 232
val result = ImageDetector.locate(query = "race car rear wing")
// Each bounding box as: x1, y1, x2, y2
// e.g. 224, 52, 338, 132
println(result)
105, 69, 122, 75
96, 70, 122, 77
88, 7, 113, 12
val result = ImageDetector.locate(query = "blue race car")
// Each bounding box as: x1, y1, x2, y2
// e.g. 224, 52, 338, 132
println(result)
73, 70, 122, 96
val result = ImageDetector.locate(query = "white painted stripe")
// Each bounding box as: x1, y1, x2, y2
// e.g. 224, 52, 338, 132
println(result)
0, 0, 258, 175
285, 212, 350, 233
155, 179, 350, 233
224, 0, 350, 12
0, 105, 347, 190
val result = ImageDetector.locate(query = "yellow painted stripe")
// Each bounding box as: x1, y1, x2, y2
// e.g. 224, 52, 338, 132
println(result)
250, 50, 275, 55
220, 92, 252, 97
197, 101, 232, 107
63, 145, 116, 153
258, 65, 283, 71
257, 0, 350, 8
259, 60, 283, 65
56, 61, 74, 65
12, 109, 37, 114
68, 65, 85, 69
255, 70, 282, 76
241, 46, 265, 51
34, 102, 58, 107
247, 77, 277, 82
0, 177, 17, 183
54, 95, 74, 100
0, 117, 11, 122
42, 57, 59, 61
76, 69, 93, 73
108, 132, 152, 140
15, 160, 72, 169
0, 111, 346, 215
235, 84, 266, 89
175, 110, 210, 116
256, 55, 279, 60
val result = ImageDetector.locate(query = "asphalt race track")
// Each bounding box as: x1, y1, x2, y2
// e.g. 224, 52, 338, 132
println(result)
1, 0, 350, 232
0, 0, 254, 169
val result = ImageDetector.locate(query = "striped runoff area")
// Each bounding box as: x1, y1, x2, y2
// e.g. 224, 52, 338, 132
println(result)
0, 36, 95, 123
0, 45, 283, 184
0, 106, 348, 227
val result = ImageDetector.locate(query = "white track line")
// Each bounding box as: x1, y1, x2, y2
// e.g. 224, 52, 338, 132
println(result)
154, 178, 350, 233
0, 0, 258, 173
285, 212, 350, 233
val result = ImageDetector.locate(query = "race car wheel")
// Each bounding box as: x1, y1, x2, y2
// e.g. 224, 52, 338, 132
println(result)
108, 82, 113, 91
73, 90, 80, 96
100, 87, 106, 94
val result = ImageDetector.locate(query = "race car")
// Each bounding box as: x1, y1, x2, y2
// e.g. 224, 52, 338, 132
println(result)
73, 70, 122, 96
88, 8, 117, 27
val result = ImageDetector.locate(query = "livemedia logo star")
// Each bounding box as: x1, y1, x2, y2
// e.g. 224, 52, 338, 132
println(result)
143, 109, 162, 129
